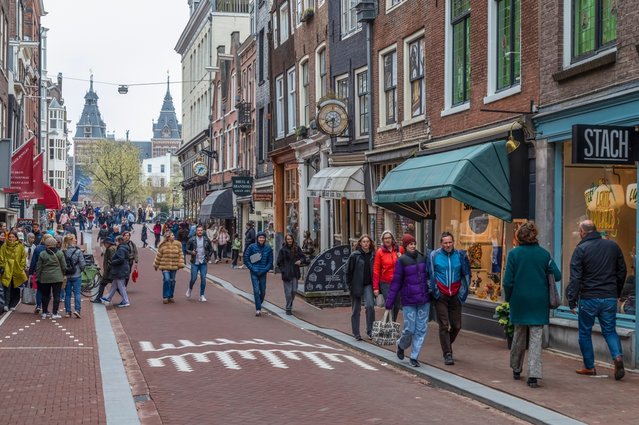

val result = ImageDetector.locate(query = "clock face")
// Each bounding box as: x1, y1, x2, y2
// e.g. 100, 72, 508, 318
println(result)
318, 103, 349, 136
193, 161, 208, 177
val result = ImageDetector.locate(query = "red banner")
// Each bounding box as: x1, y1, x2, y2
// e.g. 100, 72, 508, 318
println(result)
7, 137, 34, 193
19, 152, 44, 200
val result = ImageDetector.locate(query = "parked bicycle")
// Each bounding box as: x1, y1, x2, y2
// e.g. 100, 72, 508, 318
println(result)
81, 254, 102, 298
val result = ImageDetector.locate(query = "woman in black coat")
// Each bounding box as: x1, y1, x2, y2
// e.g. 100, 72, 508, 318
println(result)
345, 234, 376, 340
276, 234, 306, 315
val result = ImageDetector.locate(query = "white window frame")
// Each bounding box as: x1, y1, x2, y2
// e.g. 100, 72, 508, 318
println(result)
315, 43, 327, 100
298, 56, 310, 127
403, 30, 426, 125
442, 0, 471, 117
217, 83, 223, 118
386, 0, 407, 13
276, 74, 285, 138
272, 11, 279, 48
335, 73, 349, 137
287, 67, 297, 135
354, 66, 369, 139
249, 0, 256, 35
280, 2, 290, 45
377, 44, 397, 130
341, 0, 360, 38
231, 72, 237, 110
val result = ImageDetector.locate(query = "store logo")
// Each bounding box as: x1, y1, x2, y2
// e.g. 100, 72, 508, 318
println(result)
572, 124, 639, 165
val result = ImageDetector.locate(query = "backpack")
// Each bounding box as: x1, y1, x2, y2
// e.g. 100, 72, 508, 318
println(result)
65, 248, 79, 275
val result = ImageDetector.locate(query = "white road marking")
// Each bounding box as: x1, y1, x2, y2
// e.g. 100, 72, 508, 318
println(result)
138, 338, 343, 352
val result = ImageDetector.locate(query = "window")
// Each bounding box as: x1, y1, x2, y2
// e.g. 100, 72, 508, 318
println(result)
383, 51, 397, 125
249, 0, 256, 34
356, 68, 369, 137
258, 108, 265, 160
217, 83, 223, 118
496, 0, 520, 90
451, 0, 471, 106
161, 164, 165, 173
335, 74, 349, 136
49, 140, 54, 160
273, 12, 279, 48
258, 29, 265, 80
341, 0, 359, 37
280, 2, 289, 44
407, 37, 425, 117
295, 0, 303, 26
231, 73, 237, 109
287, 68, 296, 134
276, 75, 285, 137
572, 0, 617, 60
147, 164, 152, 173
299, 59, 309, 126
317, 47, 327, 98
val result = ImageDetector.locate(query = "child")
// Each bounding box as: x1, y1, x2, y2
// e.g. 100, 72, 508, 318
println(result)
231, 233, 241, 269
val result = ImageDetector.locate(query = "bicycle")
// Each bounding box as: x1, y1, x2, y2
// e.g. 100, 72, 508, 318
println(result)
81, 254, 102, 298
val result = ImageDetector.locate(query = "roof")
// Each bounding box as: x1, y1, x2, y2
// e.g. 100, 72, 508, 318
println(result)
152, 76, 182, 140
74, 75, 107, 139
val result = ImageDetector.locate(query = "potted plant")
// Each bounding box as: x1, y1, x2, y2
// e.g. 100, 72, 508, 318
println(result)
296, 125, 308, 139
493, 302, 514, 348
301, 7, 314, 22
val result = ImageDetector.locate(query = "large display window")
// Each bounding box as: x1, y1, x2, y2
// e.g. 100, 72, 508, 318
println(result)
562, 142, 636, 319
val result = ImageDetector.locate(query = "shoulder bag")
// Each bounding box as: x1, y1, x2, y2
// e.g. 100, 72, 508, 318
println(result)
548, 260, 561, 309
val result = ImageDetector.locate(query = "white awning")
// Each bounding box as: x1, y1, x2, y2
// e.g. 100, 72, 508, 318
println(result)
307, 166, 365, 200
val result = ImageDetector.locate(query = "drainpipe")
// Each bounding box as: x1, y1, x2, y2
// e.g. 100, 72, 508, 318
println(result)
366, 22, 373, 152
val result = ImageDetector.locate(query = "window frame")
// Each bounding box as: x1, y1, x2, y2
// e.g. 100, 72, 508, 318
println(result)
315, 44, 327, 99
403, 31, 426, 123
279, 2, 290, 45
442, 0, 471, 116
299, 57, 310, 127
275, 74, 285, 138
341, 0, 361, 38
564, 0, 618, 66
335, 73, 350, 137
380, 48, 397, 126
354, 66, 369, 139
287, 67, 297, 135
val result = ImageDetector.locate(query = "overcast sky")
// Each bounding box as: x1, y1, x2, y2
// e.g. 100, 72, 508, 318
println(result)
43, 0, 190, 142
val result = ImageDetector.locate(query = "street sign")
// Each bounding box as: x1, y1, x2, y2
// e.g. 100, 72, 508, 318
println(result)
572, 124, 639, 165
232, 176, 253, 197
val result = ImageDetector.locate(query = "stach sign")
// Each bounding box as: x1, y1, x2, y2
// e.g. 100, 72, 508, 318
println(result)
572, 124, 639, 165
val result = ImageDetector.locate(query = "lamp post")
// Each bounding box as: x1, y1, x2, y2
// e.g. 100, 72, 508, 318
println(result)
205, 65, 220, 188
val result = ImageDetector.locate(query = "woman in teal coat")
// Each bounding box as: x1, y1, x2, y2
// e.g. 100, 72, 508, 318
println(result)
503, 222, 561, 388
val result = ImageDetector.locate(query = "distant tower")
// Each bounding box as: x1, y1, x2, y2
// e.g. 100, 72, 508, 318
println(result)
151, 75, 182, 158
73, 74, 108, 202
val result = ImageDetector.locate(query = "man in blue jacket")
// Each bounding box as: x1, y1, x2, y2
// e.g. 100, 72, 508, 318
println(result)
429, 231, 470, 366
243, 231, 273, 316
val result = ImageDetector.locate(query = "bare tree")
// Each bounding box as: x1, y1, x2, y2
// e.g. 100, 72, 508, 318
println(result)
86, 140, 142, 206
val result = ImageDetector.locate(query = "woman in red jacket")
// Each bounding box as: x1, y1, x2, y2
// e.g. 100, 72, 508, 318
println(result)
373, 230, 401, 321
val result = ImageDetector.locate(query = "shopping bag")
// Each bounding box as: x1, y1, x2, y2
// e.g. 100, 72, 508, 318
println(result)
131, 265, 139, 283
547, 260, 560, 309
371, 310, 400, 345
21, 285, 36, 305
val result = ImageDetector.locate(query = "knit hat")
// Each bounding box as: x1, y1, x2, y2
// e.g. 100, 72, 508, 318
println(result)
402, 233, 416, 249
45, 237, 58, 248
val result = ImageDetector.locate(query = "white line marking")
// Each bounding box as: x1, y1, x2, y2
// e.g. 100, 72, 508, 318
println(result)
138, 338, 344, 352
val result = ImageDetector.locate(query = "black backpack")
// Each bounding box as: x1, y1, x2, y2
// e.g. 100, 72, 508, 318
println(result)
65, 248, 79, 275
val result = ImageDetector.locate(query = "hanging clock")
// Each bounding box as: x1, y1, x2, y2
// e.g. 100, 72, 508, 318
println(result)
317, 101, 349, 136
192, 161, 208, 177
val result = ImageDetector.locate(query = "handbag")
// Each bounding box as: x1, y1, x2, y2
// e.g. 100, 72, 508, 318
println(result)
131, 265, 139, 283
21, 284, 36, 305
371, 310, 400, 345
548, 260, 561, 309
249, 252, 262, 264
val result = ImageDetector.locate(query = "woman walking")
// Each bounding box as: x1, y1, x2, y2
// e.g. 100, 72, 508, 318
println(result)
345, 234, 376, 340
141, 223, 148, 248
153, 230, 185, 304
153, 221, 162, 248
386, 234, 431, 367
503, 221, 561, 388
207, 225, 219, 263
217, 227, 230, 263
0, 231, 28, 311
276, 234, 306, 315
373, 230, 402, 321
231, 233, 242, 269
62, 234, 86, 318
100, 235, 131, 307
35, 237, 66, 319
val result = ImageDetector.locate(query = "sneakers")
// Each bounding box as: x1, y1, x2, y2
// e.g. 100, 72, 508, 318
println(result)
396, 343, 405, 360
34, 307, 42, 314
100, 297, 110, 304
614, 356, 625, 381
444, 353, 455, 365
513, 371, 521, 380
199, 295, 207, 302
575, 367, 597, 376
354, 335, 362, 341
255, 310, 261, 317
186, 288, 192, 298
41, 313, 47, 320
409, 358, 420, 367
64, 313, 71, 318
51, 314, 62, 319
163, 298, 169, 304
168, 298, 175, 303
117, 302, 130, 308
90, 299, 102, 304
285, 309, 293, 316
73, 311, 81, 319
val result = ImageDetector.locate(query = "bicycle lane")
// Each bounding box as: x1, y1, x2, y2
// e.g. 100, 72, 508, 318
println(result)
109, 233, 525, 424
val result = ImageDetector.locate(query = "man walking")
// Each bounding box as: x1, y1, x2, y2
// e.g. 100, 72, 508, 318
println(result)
567, 220, 627, 380
186, 225, 213, 302
244, 232, 273, 316
429, 232, 470, 366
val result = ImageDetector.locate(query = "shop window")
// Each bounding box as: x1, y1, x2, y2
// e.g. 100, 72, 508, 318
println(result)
438, 198, 507, 303
495, 0, 520, 90
562, 142, 635, 319
284, 166, 299, 239
571, 0, 617, 61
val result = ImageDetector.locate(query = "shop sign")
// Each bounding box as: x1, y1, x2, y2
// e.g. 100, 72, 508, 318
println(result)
9, 194, 21, 209
572, 124, 639, 165
16, 218, 33, 230
232, 176, 253, 197
253, 192, 273, 202
34, 203, 45, 211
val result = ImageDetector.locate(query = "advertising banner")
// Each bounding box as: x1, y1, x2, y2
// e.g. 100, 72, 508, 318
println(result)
7, 137, 35, 193
19, 152, 44, 200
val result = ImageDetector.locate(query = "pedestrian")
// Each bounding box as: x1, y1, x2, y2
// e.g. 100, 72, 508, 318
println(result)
186, 225, 213, 302
35, 237, 66, 319
231, 233, 242, 269
29, 233, 54, 314
122, 230, 139, 287
141, 223, 148, 248
32, 223, 43, 245
0, 231, 28, 311
97, 224, 108, 256
244, 221, 256, 256
503, 222, 562, 388
386, 233, 430, 367
92, 236, 116, 303
428, 231, 471, 366
0, 231, 4, 248
100, 235, 131, 307
62, 234, 86, 318
345, 234, 376, 340
216, 226, 230, 263
276, 233, 306, 315
153, 221, 162, 248
244, 231, 273, 316
177, 223, 190, 262
154, 230, 185, 304
373, 230, 402, 321
207, 224, 219, 263
566, 220, 627, 380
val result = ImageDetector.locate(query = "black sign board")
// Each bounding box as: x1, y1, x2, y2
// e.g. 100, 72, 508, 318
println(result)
9, 194, 21, 209
304, 245, 351, 293
232, 176, 253, 197
572, 124, 639, 165
16, 218, 33, 232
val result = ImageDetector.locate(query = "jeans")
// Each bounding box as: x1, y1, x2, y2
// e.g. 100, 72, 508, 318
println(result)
434, 294, 463, 356
250, 273, 267, 311
398, 303, 430, 360
64, 276, 82, 313
283, 278, 298, 312
105, 278, 129, 305
578, 298, 623, 368
232, 249, 240, 266
162, 270, 177, 299
218, 244, 227, 259
351, 285, 375, 337
189, 263, 208, 296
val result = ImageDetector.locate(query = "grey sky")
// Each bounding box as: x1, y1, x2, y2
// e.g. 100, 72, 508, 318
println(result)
43, 0, 189, 142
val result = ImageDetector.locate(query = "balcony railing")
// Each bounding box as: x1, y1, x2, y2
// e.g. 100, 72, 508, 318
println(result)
237, 101, 252, 126
215, 0, 250, 13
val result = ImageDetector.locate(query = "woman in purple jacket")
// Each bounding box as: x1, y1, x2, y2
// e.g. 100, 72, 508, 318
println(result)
386, 234, 431, 367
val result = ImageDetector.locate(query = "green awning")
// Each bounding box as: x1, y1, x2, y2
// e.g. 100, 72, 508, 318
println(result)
373, 141, 512, 221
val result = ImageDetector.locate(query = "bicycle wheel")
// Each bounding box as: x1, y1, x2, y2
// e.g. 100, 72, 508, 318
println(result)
81, 269, 101, 298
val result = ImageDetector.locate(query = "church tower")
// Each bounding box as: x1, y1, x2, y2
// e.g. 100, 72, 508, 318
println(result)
151, 76, 182, 158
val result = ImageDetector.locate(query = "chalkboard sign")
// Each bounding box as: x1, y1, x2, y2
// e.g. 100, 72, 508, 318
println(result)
16, 218, 33, 232
304, 245, 351, 293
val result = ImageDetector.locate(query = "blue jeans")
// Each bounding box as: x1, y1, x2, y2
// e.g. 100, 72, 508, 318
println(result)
64, 276, 82, 313
162, 270, 177, 299
188, 263, 207, 296
398, 303, 430, 361
578, 298, 622, 368
250, 273, 267, 311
